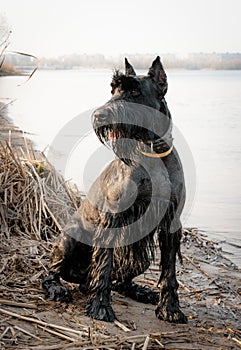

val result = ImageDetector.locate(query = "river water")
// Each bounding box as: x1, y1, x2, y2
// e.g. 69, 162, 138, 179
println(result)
0, 69, 240, 266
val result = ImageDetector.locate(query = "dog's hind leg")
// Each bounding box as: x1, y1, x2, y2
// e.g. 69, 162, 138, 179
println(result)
113, 280, 159, 305
86, 247, 116, 322
112, 236, 159, 305
155, 225, 188, 324
42, 213, 92, 302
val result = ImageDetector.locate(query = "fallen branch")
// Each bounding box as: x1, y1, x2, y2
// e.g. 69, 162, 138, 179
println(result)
0, 308, 87, 336
232, 337, 241, 347
14, 325, 42, 341
154, 338, 165, 348
183, 254, 210, 278
114, 320, 131, 332
142, 335, 150, 350
0, 299, 37, 309
37, 324, 76, 342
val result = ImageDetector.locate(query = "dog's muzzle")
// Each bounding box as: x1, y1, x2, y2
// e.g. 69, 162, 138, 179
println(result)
92, 107, 122, 143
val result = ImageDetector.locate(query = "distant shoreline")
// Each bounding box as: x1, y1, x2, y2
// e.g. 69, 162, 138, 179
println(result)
3, 52, 241, 73
1, 67, 240, 77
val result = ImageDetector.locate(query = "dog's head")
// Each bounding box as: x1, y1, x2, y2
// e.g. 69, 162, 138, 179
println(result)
92, 57, 172, 162
110, 56, 168, 109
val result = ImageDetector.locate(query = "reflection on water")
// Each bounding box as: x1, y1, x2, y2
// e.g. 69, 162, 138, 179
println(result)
0, 69, 240, 266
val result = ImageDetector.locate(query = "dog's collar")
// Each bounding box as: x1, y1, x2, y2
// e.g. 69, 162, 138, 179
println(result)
139, 145, 173, 158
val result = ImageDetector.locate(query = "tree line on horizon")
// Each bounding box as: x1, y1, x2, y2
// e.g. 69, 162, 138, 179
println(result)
3, 52, 241, 74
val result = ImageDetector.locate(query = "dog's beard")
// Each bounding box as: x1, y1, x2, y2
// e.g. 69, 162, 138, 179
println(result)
108, 130, 121, 141
93, 101, 173, 162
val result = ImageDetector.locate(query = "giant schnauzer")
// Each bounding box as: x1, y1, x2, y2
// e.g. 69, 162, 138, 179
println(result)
42, 57, 188, 324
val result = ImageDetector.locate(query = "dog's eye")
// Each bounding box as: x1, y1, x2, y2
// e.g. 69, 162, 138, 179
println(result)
131, 89, 141, 97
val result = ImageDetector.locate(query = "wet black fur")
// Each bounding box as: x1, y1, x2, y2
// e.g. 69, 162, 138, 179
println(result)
42, 57, 188, 324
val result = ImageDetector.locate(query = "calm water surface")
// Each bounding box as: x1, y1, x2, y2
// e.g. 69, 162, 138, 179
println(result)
0, 69, 240, 266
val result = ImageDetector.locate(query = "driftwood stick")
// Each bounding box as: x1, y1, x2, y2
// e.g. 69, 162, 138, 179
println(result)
123, 330, 186, 342
227, 328, 241, 336
232, 337, 241, 347
14, 325, 42, 341
182, 254, 210, 278
37, 324, 76, 342
61, 336, 121, 349
114, 320, 131, 332
0, 299, 37, 309
25, 345, 67, 350
0, 308, 86, 336
177, 279, 191, 293
121, 334, 148, 341
142, 335, 150, 350
154, 338, 165, 348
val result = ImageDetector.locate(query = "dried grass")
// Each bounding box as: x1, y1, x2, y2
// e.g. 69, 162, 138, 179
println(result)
0, 141, 81, 240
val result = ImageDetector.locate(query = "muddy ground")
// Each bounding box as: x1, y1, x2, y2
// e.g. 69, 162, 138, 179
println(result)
0, 228, 240, 350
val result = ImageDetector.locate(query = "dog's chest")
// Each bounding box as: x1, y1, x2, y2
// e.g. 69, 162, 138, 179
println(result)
98, 159, 171, 212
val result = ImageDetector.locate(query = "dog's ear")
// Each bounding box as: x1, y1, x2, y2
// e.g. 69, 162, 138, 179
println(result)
148, 56, 168, 95
125, 58, 136, 76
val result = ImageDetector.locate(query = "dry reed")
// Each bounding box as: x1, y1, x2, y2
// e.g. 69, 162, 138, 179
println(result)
0, 141, 81, 240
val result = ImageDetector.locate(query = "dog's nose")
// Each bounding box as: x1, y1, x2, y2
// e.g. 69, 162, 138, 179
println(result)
93, 109, 110, 125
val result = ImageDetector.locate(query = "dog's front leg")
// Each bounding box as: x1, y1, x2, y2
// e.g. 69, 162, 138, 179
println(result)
86, 247, 116, 322
156, 228, 188, 324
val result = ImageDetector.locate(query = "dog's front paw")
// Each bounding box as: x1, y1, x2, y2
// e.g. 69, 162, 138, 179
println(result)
155, 302, 188, 324
42, 272, 72, 302
86, 297, 116, 322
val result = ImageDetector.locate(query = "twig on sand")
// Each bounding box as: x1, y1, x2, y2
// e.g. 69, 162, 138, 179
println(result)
154, 338, 165, 348
114, 320, 131, 332
232, 337, 241, 347
177, 279, 191, 293
142, 335, 150, 350
14, 325, 42, 341
182, 253, 210, 278
37, 324, 76, 342
0, 299, 37, 309
0, 308, 86, 337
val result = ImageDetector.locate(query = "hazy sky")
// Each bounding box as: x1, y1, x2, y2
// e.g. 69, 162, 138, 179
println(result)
1, 0, 241, 57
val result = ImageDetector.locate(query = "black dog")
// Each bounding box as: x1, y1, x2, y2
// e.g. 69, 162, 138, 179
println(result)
42, 57, 187, 324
